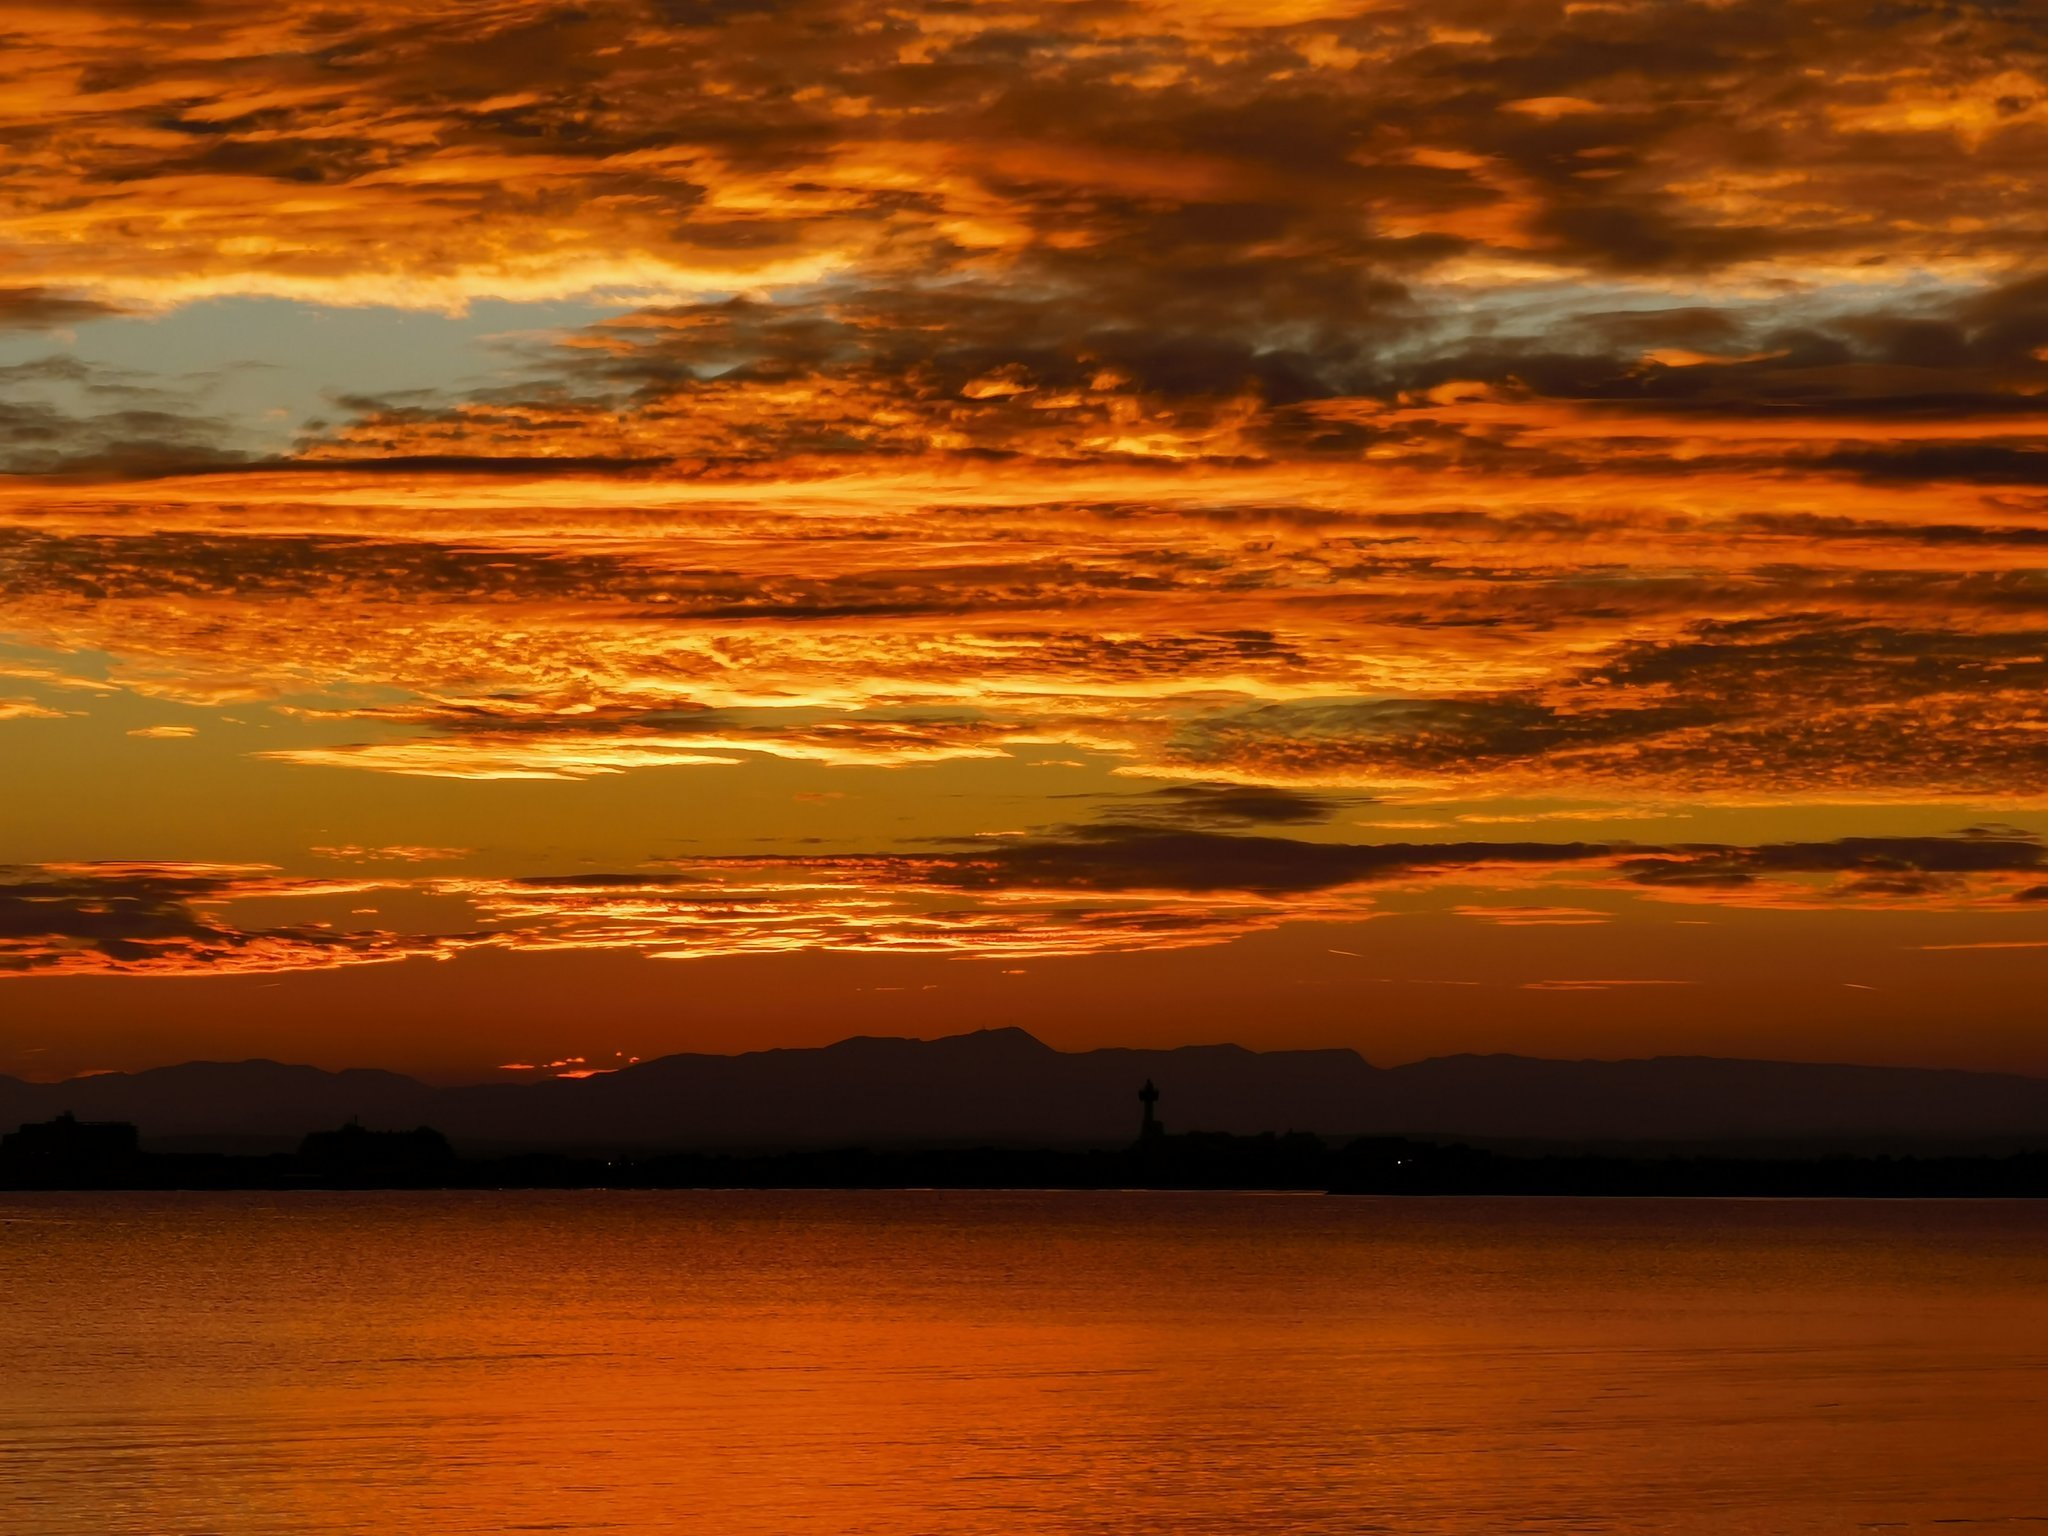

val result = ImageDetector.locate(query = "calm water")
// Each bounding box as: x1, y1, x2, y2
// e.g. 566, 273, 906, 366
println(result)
1, 1193, 2044, 1534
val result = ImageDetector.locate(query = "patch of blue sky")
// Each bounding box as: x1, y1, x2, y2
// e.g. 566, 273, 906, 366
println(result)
0, 295, 634, 455
1396, 269, 1978, 357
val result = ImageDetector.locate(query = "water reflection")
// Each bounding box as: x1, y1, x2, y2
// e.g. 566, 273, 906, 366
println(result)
2, 1193, 2044, 1534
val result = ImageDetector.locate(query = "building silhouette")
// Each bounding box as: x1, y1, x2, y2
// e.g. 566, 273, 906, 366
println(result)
1, 1111, 140, 1164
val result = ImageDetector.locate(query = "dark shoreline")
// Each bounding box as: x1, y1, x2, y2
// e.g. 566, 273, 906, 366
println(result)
6, 1132, 2047, 1197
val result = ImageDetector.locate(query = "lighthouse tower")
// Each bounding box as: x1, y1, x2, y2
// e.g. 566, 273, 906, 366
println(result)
1137, 1078, 1164, 1142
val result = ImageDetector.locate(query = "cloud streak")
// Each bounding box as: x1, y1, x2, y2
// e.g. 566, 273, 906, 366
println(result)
0, 863, 478, 976
7, 829, 2043, 978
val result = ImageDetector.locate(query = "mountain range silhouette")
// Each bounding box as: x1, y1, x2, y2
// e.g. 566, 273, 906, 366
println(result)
6, 1028, 2048, 1152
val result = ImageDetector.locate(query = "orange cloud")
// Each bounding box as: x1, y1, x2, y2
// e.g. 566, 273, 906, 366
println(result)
0, 698, 68, 720
6, 828, 2044, 979
311, 845, 473, 863
0, 862, 484, 976
3, 0, 2043, 318
8, 464, 2048, 801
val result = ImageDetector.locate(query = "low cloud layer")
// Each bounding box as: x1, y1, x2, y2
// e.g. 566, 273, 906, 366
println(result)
0, 863, 474, 976
6, 830, 2042, 976
10, 503, 2048, 798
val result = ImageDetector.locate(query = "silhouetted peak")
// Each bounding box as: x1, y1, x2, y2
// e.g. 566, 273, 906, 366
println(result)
112, 1059, 427, 1089
824, 1026, 1054, 1057
1395, 1052, 2045, 1083
935, 1026, 1054, 1054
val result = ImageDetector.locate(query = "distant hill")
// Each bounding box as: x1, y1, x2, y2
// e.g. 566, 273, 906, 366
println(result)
6, 1028, 2048, 1152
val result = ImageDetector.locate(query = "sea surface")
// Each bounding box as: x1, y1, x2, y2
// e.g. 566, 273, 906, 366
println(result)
1, 1192, 2044, 1534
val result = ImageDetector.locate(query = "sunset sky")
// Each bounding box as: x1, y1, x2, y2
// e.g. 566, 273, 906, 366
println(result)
5, 0, 2048, 1080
